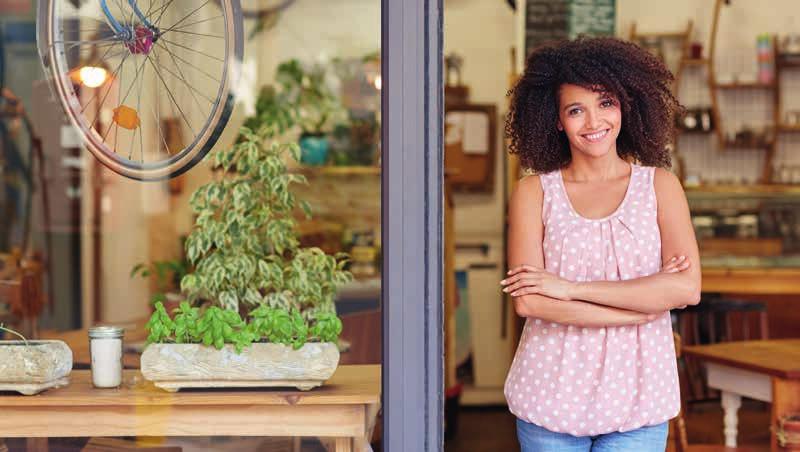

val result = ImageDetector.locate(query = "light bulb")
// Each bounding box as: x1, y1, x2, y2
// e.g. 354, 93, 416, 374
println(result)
374, 74, 382, 90
79, 66, 108, 88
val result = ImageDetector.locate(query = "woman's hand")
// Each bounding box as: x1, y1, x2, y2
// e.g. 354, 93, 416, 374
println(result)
500, 265, 574, 301
660, 255, 691, 274
501, 256, 692, 302
660, 255, 692, 309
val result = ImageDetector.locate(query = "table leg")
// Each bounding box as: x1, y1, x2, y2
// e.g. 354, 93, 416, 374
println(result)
771, 378, 800, 452
25, 438, 48, 452
334, 437, 353, 452
721, 391, 742, 447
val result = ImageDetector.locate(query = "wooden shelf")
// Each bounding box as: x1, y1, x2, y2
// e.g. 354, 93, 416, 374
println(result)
681, 58, 709, 67
634, 31, 688, 39
714, 81, 775, 89
720, 139, 773, 150
684, 184, 800, 195
778, 124, 800, 133
777, 54, 800, 68
293, 165, 381, 176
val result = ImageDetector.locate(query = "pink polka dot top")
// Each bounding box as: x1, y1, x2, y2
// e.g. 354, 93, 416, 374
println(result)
504, 163, 681, 436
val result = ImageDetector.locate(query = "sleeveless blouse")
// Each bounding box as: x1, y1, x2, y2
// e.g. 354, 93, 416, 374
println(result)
504, 163, 681, 436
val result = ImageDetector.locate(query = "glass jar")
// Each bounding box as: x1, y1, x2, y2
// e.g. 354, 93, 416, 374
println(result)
88, 326, 124, 388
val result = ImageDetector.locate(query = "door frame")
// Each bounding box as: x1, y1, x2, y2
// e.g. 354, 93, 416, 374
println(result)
381, 0, 444, 450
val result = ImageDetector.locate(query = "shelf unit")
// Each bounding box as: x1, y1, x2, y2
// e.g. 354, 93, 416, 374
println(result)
706, 0, 800, 183
630, 20, 697, 182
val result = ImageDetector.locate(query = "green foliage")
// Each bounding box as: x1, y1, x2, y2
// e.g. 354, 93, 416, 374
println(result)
0, 323, 28, 345
241, 60, 345, 138
146, 301, 343, 353
172, 302, 200, 344
145, 91, 353, 353
145, 302, 174, 344
275, 59, 345, 136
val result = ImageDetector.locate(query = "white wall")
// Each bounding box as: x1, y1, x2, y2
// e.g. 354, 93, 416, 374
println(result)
445, 0, 516, 260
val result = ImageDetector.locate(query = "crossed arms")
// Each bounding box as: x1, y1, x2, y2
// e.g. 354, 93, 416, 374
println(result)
502, 169, 701, 328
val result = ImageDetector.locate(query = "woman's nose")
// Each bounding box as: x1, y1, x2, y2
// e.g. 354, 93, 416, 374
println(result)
584, 109, 602, 129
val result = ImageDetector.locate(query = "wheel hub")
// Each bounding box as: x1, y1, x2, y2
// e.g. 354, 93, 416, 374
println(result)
124, 25, 157, 55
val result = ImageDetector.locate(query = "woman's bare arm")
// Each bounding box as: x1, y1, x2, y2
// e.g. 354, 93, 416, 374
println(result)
507, 175, 657, 326
505, 168, 700, 314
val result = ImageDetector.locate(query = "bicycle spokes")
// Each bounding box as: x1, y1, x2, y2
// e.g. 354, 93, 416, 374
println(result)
39, 0, 243, 180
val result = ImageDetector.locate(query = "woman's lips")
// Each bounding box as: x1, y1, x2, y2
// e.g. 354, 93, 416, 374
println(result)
582, 129, 609, 143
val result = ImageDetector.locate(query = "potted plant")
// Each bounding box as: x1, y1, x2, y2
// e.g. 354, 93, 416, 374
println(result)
140, 120, 352, 392
276, 59, 345, 166
0, 323, 72, 395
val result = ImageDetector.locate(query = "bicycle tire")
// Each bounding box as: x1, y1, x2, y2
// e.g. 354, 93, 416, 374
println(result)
37, 0, 244, 181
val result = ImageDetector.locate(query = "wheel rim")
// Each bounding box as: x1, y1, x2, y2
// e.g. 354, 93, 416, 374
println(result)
39, 0, 243, 180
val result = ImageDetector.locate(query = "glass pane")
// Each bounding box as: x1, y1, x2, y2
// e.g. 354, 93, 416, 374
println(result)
1, 0, 381, 450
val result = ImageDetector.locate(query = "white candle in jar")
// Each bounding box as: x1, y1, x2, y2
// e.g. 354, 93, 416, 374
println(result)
88, 326, 124, 388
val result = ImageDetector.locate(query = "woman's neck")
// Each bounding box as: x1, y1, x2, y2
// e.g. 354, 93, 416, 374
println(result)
562, 153, 630, 182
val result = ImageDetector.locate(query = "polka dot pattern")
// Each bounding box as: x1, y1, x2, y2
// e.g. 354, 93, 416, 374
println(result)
504, 164, 681, 436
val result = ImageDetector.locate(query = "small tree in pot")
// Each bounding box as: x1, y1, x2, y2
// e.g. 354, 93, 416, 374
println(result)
276, 59, 344, 166
142, 100, 352, 391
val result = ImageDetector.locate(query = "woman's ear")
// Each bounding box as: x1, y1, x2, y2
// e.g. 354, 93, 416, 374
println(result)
557, 122, 563, 131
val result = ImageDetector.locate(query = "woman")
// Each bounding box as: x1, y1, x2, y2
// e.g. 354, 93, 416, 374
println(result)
499, 36, 701, 451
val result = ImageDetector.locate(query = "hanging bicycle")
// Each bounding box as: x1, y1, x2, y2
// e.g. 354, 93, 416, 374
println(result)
37, 0, 244, 180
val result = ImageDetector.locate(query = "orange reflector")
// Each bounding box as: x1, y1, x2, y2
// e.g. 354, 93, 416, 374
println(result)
113, 105, 140, 130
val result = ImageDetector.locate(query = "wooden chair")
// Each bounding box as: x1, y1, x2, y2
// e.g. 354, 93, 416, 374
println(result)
0, 251, 46, 339
669, 332, 769, 452
677, 296, 769, 403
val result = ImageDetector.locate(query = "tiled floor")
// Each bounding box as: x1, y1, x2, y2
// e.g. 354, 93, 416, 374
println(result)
445, 399, 771, 452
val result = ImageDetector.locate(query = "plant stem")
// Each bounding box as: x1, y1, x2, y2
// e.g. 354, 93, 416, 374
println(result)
0, 323, 28, 345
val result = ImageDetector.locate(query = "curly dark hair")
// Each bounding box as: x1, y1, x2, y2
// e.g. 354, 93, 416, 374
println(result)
505, 36, 682, 173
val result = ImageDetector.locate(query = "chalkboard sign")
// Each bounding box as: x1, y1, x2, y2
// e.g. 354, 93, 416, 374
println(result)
523, 0, 615, 60
570, 0, 615, 38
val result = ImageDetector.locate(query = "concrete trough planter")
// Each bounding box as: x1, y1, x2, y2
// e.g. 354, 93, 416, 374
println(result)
140, 342, 340, 392
0, 340, 73, 395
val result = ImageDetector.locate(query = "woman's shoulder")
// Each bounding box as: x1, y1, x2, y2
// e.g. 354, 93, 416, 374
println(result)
510, 173, 545, 208
650, 167, 686, 206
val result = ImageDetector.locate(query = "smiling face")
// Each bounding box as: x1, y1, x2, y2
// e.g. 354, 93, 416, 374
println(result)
557, 83, 622, 160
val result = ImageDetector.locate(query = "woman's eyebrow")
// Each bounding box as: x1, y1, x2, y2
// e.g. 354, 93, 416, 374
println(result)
563, 102, 582, 111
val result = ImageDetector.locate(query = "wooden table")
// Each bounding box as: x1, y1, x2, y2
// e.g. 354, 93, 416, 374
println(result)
0, 365, 381, 452
683, 339, 800, 451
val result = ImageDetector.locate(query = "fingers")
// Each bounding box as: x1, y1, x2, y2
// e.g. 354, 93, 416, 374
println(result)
507, 286, 541, 297
501, 276, 540, 293
501, 269, 543, 286
661, 255, 691, 273
506, 265, 543, 276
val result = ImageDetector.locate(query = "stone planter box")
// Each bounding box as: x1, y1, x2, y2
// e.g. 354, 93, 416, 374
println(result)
141, 342, 340, 392
0, 340, 73, 395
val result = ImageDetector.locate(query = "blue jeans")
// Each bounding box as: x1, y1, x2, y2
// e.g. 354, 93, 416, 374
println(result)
516, 418, 669, 452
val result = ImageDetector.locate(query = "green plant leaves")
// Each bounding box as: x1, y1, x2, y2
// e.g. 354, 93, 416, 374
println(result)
145, 80, 354, 354
145, 302, 175, 345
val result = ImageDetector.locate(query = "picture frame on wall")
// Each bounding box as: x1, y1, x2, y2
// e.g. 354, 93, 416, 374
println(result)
444, 103, 497, 193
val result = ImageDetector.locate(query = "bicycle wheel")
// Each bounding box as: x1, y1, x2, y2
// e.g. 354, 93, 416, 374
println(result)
37, 0, 243, 180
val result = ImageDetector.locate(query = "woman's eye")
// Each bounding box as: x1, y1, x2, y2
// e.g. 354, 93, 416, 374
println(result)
600, 99, 615, 108
568, 108, 582, 116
